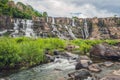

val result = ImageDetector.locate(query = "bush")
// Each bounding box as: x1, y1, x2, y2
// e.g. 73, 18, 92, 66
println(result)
19, 41, 44, 65
0, 39, 21, 68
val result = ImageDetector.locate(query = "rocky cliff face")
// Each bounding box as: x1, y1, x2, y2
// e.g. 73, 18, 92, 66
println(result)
0, 15, 120, 39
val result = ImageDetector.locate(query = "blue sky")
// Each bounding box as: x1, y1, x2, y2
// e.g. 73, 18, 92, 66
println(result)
14, 0, 120, 18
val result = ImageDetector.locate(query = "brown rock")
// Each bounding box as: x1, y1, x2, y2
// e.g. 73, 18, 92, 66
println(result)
100, 69, 120, 80
88, 64, 101, 72
90, 43, 120, 60
103, 61, 114, 67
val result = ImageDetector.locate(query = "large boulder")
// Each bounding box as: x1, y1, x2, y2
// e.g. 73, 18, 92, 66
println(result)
68, 69, 93, 80
90, 43, 120, 60
75, 56, 92, 70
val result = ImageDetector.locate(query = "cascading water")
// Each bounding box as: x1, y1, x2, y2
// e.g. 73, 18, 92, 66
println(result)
81, 27, 85, 39
82, 18, 89, 39
21, 19, 26, 30
46, 17, 49, 23
0, 30, 7, 35
51, 17, 67, 39
10, 19, 19, 37
7, 53, 79, 80
65, 25, 77, 39
72, 18, 75, 26
25, 20, 36, 37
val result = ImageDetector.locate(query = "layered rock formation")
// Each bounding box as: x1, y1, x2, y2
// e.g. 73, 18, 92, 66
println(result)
0, 15, 120, 39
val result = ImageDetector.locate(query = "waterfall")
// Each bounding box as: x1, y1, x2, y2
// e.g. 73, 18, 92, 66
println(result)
46, 17, 49, 23
21, 19, 26, 30
65, 25, 77, 39
10, 19, 19, 37
51, 17, 67, 39
72, 18, 75, 26
83, 18, 89, 39
81, 28, 85, 39
25, 20, 36, 37
14, 19, 19, 30
0, 30, 7, 35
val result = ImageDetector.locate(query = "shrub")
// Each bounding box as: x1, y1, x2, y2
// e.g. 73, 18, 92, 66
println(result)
0, 39, 21, 68
19, 41, 44, 66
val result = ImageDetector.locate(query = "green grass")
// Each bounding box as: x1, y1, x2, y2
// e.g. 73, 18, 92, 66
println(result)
0, 37, 119, 70
71, 39, 119, 54
0, 37, 66, 69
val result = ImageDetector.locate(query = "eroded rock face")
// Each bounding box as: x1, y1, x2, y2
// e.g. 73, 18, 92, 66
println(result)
90, 43, 120, 60
0, 16, 120, 39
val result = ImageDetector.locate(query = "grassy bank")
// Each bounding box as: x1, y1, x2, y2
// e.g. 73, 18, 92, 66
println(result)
0, 37, 119, 70
0, 37, 66, 70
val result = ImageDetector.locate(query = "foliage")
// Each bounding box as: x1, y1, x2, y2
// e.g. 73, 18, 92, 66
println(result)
71, 39, 118, 53
0, 37, 119, 70
43, 12, 48, 17
0, 37, 66, 69
0, 0, 46, 19
105, 40, 119, 45
0, 38, 21, 68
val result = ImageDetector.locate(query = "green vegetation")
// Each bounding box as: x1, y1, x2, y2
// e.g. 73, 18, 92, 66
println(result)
0, 37, 119, 70
71, 39, 119, 53
0, 0, 47, 19
0, 37, 66, 69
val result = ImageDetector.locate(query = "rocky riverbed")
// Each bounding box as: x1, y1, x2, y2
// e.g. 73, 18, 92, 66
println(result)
0, 43, 120, 80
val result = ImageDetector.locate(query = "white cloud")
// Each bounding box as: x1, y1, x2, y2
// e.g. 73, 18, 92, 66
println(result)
13, 0, 118, 18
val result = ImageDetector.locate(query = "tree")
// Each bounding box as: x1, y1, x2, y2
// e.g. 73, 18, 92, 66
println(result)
43, 12, 48, 17
0, 0, 9, 4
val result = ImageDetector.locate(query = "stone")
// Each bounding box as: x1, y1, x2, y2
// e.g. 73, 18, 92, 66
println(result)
45, 54, 55, 62
53, 50, 60, 55
80, 60, 92, 68
79, 56, 91, 60
68, 69, 93, 80
100, 69, 120, 80
76, 56, 92, 70
65, 44, 75, 51
100, 75, 120, 80
103, 61, 114, 67
88, 64, 101, 72
75, 62, 84, 70
62, 52, 78, 60
90, 43, 120, 60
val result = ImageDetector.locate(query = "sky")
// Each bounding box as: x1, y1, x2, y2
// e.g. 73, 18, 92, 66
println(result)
13, 0, 120, 18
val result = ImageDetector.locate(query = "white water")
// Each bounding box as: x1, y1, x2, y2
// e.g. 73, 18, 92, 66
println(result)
21, 19, 26, 30
81, 27, 85, 39
25, 20, 36, 37
46, 17, 49, 23
10, 19, 19, 37
8, 54, 79, 80
82, 18, 89, 39
72, 18, 75, 26
65, 25, 77, 39
0, 30, 7, 35
51, 17, 67, 39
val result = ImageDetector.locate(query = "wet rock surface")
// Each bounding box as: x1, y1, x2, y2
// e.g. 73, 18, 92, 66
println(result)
90, 43, 120, 60
68, 69, 93, 80
100, 69, 120, 80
